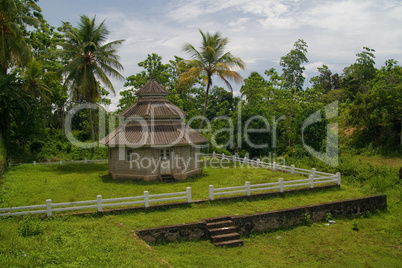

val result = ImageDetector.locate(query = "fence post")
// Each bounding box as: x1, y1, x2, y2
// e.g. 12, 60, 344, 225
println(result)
256, 158, 260, 168
309, 175, 314, 188
279, 178, 284, 192
232, 155, 236, 162
245, 181, 251, 196
337, 172, 341, 185
33, 161, 36, 165
311, 168, 316, 178
59, 160, 62, 165
221, 153, 225, 159
46, 199, 52, 217
97, 195, 102, 212
85, 158, 88, 164
209, 185, 214, 201
212, 152, 216, 158
144, 191, 149, 208
273, 161, 277, 171
291, 165, 295, 175
186, 187, 192, 203
243, 157, 247, 164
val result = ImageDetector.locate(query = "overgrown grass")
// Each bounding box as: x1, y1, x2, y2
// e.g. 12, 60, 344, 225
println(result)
0, 161, 313, 207
0, 156, 400, 267
153, 210, 401, 267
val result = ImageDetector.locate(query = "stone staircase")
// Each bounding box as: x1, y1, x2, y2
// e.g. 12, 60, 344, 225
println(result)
160, 174, 176, 182
206, 216, 243, 247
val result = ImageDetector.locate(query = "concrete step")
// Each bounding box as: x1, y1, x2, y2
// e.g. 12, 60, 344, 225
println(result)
160, 175, 175, 182
206, 220, 233, 229
208, 226, 238, 236
211, 233, 241, 243
214, 239, 244, 247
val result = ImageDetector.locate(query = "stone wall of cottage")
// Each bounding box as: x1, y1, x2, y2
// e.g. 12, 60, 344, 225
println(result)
108, 146, 201, 180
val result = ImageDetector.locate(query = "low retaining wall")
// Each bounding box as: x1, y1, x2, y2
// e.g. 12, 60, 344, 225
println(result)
136, 195, 387, 244
232, 194, 386, 235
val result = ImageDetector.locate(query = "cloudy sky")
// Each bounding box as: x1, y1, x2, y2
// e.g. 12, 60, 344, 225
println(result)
39, 0, 402, 111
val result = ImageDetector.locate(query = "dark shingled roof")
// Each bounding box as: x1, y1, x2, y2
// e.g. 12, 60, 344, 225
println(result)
101, 79, 208, 146
100, 121, 208, 146
135, 79, 170, 96
120, 98, 185, 118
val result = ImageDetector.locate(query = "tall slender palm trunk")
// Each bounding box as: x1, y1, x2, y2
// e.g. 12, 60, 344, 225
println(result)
88, 108, 95, 147
199, 81, 211, 129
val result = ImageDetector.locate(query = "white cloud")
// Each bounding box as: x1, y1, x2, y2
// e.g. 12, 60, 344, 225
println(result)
39, 0, 402, 111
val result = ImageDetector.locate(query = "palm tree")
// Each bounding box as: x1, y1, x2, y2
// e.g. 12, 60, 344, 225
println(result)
56, 15, 124, 143
22, 59, 52, 102
0, 0, 41, 75
179, 30, 245, 128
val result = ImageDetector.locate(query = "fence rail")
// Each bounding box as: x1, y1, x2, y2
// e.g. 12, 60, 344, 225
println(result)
200, 153, 338, 180
0, 188, 191, 217
1, 152, 340, 217
209, 174, 340, 200
201, 152, 340, 200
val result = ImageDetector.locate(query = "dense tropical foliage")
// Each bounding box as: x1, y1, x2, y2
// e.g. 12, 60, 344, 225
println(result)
0, 0, 400, 165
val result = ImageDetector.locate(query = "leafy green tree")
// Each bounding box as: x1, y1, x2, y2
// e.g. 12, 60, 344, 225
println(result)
118, 53, 169, 114
240, 72, 270, 108
138, 53, 170, 86
0, 73, 26, 139
341, 47, 376, 99
309, 65, 339, 92
179, 30, 245, 128
119, 54, 190, 114
348, 60, 402, 147
56, 15, 124, 142
280, 39, 308, 91
0, 0, 41, 74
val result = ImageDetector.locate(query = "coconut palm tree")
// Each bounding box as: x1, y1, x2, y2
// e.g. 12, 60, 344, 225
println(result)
0, 0, 41, 75
56, 15, 124, 143
179, 30, 245, 128
22, 59, 52, 102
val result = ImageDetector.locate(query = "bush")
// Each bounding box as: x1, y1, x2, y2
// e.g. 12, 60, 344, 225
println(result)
0, 134, 6, 179
19, 218, 44, 237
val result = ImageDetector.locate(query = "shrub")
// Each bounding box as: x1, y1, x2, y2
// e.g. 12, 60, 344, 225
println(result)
352, 219, 359, 231
303, 211, 311, 226
19, 218, 44, 237
0, 134, 6, 179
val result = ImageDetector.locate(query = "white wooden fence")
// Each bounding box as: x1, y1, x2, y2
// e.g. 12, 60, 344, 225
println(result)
208, 173, 341, 200
0, 188, 191, 217
201, 152, 341, 200
201, 153, 339, 180
1, 152, 340, 217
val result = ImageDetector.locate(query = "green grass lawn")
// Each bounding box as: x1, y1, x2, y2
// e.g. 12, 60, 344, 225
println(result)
0, 161, 321, 207
0, 160, 400, 267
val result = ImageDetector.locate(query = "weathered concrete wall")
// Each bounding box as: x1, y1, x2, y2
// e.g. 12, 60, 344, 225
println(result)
136, 195, 387, 244
136, 222, 207, 244
233, 195, 387, 235
108, 146, 201, 181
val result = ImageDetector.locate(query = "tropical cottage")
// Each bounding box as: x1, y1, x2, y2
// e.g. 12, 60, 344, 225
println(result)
100, 79, 208, 181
